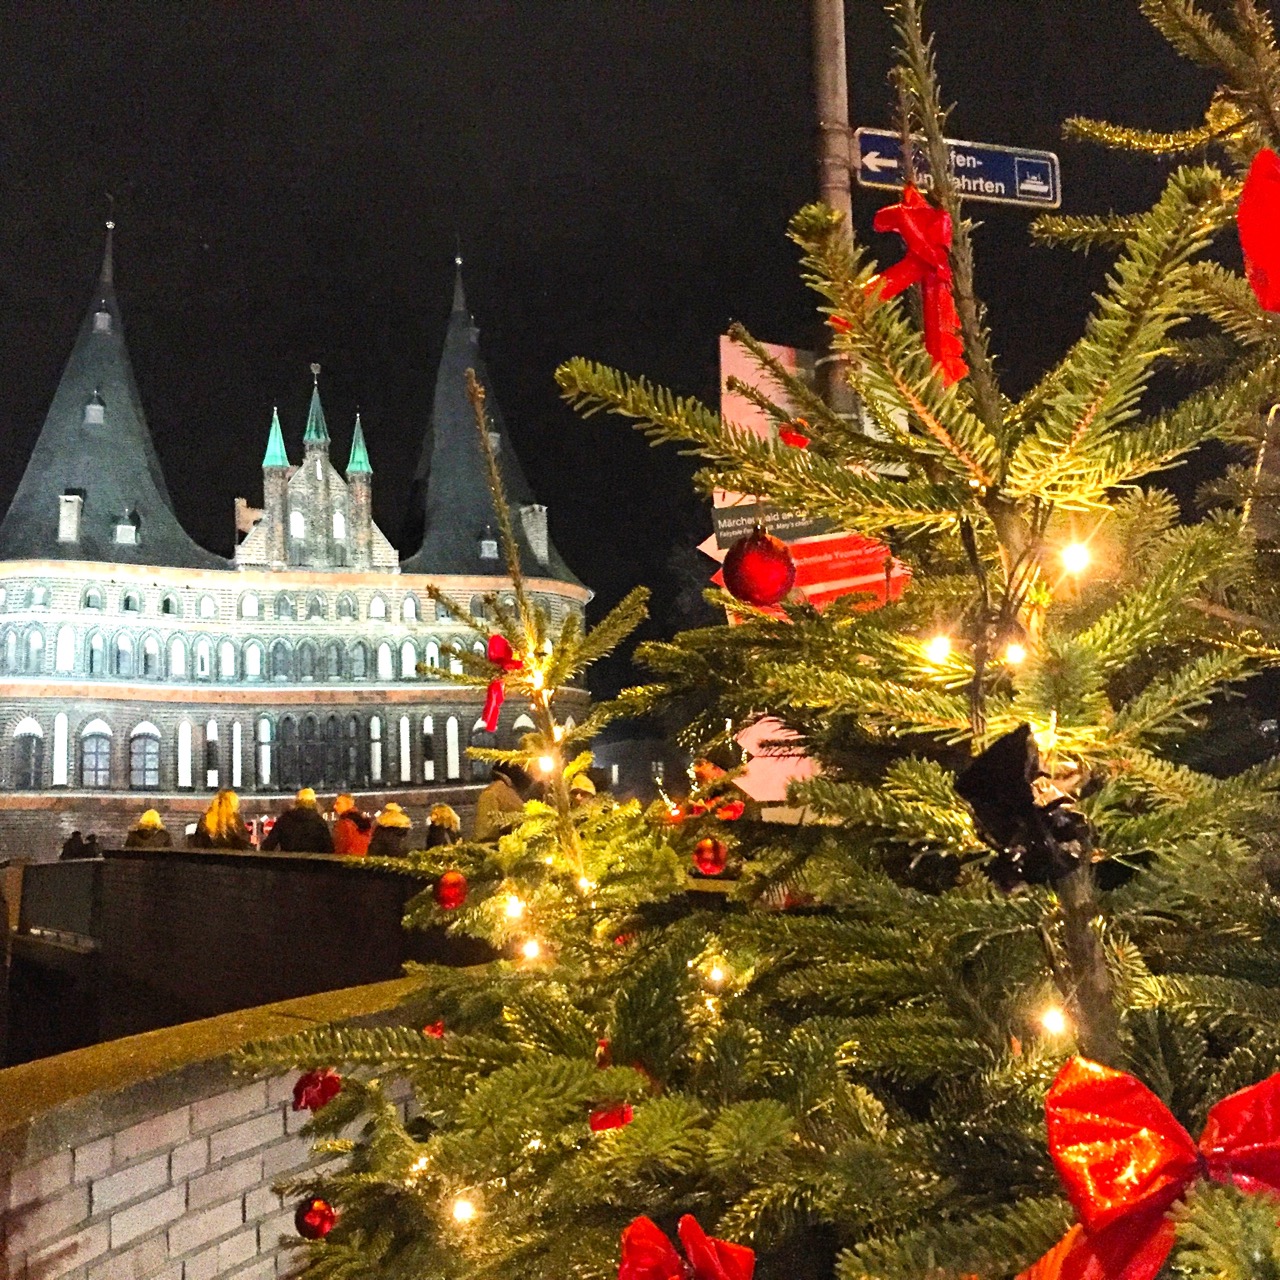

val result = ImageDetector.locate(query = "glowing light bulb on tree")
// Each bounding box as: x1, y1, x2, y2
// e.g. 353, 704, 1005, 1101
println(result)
521, 938, 542, 960
537, 754, 556, 776
1004, 642, 1027, 666
452, 1197, 477, 1224
1040, 1004, 1069, 1036
1061, 543, 1090, 574
504, 896, 525, 920
707, 964, 726, 987
924, 635, 952, 664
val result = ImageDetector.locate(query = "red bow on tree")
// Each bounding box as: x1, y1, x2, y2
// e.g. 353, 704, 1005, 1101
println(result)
481, 635, 524, 732
619, 1215, 754, 1280
866, 184, 969, 386
1018, 1056, 1280, 1280
1239, 147, 1280, 312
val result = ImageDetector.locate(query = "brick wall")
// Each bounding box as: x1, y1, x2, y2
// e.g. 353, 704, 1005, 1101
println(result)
0, 979, 416, 1280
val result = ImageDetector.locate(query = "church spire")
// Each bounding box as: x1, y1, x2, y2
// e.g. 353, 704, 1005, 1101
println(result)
262, 407, 289, 468
346, 413, 371, 475
303, 363, 329, 445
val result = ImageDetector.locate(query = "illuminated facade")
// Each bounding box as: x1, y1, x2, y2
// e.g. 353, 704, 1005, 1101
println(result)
0, 232, 587, 857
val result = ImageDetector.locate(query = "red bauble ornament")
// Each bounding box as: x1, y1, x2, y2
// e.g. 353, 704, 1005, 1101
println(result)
434, 870, 469, 910
295, 1197, 337, 1240
716, 799, 745, 822
693, 837, 729, 876
589, 1101, 634, 1132
778, 419, 810, 449
722, 527, 795, 607
423, 1020, 446, 1039
292, 1068, 342, 1113
1239, 148, 1280, 311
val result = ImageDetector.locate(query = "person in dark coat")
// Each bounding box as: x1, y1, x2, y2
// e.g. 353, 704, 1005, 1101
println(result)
367, 803, 413, 857
332, 793, 374, 857
59, 830, 86, 860
188, 790, 253, 850
425, 803, 461, 849
124, 809, 174, 849
261, 787, 334, 853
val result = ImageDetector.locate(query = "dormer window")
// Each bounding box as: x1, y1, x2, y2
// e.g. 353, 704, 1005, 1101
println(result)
114, 509, 139, 545
58, 493, 83, 543
93, 308, 111, 333
478, 525, 499, 560
488, 431, 502, 455
84, 392, 105, 426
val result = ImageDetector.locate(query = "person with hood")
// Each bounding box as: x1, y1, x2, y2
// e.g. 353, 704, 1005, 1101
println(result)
188, 790, 253, 850
474, 763, 528, 841
124, 809, 173, 849
368, 802, 413, 857
261, 787, 334, 853
59, 830, 86, 860
569, 774, 597, 807
425, 803, 461, 849
332, 793, 374, 857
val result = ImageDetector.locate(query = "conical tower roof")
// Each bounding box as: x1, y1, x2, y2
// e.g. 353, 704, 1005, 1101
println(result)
0, 226, 223, 568
262, 407, 290, 468
401, 263, 579, 584
346, 413, 371, 475
303, 365, 329, 445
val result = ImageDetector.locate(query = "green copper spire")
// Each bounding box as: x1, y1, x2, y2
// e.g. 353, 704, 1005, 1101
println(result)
303, 362, 329, 445
263, 407, 289, 468
346, 412, 372, 475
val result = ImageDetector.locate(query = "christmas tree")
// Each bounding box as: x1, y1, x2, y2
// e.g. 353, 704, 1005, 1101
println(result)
243, 2, 1280, 1277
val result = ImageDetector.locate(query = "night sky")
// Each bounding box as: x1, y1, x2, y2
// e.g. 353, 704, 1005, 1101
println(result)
0, 3, 1217, 694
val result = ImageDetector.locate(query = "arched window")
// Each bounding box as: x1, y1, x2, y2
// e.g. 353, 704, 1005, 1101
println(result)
324, 642, 343, 681
218, 640, 235, 680
275, 593, 296, 621
122, 591, 141, 614
244, 642, 263, 679
399, 715, 412, 783
198, 595, 216, 619
3, 630, 16, 672
297, 641, 317, 681
87, 632, 105, 676
82, 587, 103, 610
114, 633, 134, 677
24, 628, 44, 674
332, 510, 346, 542
401, 594, 419, 622
511, 713, 537, 745
445, 717, 461, 780
424, 640, 440, 670
205, 719, 219, 789
448, 645, 463, 675
400, 640, 416, 678
376, 642, 393, 680
129, 723, 161, 790
13, 718, 43, 790
177, 720, 193, 788
369, 716, 383, 784
279, 716, 300, 790
55, 624, 75, 673
470, 594, 488, 620
168, 636, 187, 678
232, 720, 243, 789
337, 594, 357, 621
289, 510, 305, 539
194, 637, 212, 680
239, 593, 260, 620
301, 715, 321, 786
307, 594, 326, 620
30, 585, 49, 609
421, 715, 435, 782
142, 636, 161, 679
80, 719, 113, 789
368, 595, 387, 621
351, 642, 369, 679
53, 712, 68, 786
345, 715, 362, 786
470, 718, 496, 781
472, 640, 485, 657
434, 599, 451, 622
256, 717, 273, 789
160, 594, 180, 617
271, 640, 291, 682
324, 715, 342, 787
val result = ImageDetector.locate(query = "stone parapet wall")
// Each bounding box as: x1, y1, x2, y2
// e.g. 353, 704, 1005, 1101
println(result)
0, 978, 418, 1280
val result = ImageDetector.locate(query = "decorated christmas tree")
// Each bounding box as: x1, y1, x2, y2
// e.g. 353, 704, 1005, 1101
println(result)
244, 2, 1280, 1277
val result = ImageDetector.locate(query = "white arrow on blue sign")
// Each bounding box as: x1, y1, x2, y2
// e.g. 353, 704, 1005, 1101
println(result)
854, 127, 1061, 210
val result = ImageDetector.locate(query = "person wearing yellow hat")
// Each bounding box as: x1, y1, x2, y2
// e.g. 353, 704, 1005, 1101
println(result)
568, 774, 597, 807
124, 807, 173, 849
426, 803, 461, 849
368, 802, 413, 857
261, 786, 334, 853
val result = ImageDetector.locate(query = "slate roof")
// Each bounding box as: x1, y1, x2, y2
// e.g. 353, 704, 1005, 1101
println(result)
0, 228, 224, 569
401, 266, 580, 585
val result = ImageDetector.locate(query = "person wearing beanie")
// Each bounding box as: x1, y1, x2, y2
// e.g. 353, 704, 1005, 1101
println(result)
425, 803, 461, 849
332, 792, 374, 857
367, 802, 413, 858
568, 774, 597, 807
124, 808, 173, 849
261, 786, 334, 853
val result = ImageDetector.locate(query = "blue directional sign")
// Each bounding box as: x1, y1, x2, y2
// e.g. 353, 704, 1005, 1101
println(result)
854, 127, 1061, 209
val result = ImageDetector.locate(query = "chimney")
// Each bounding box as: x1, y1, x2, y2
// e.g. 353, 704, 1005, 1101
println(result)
519, 503, 549, 567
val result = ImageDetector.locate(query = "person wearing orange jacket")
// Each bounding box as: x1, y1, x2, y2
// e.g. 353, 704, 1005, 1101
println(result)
332, 793, 374, 857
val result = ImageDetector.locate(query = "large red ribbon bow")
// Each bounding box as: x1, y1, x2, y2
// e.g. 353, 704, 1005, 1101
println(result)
1239, 148, 1280, 313
1018, 1056, 1280, 1280
865, 183, 969, 386
481, 634, 524, 732
619, 1214, 754, 1280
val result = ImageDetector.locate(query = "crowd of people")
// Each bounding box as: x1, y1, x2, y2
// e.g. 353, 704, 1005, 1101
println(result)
60, 762, 602, 859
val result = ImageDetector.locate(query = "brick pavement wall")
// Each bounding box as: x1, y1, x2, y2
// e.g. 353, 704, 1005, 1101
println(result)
0, 982, 417, 1280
